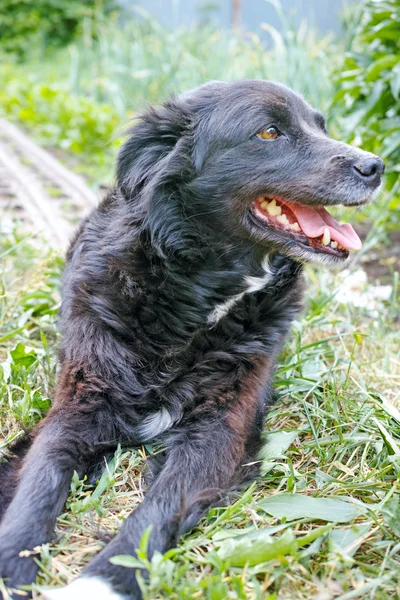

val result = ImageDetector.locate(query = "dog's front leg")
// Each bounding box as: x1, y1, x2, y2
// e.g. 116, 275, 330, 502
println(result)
0, 406, 113, 599
43, 375, 268, 600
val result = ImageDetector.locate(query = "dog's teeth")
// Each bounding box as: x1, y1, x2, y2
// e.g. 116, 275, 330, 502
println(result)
290, 222, 301, 232
266, 199, 282, 216
322, 227, 331, 245
330, 241, 338, 249
276, 214, 289, 226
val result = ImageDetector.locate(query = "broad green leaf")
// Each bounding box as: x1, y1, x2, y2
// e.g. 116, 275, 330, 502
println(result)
10, 343, 37, 367
381, 495, 400, 537
329, 523, 371, 557
217, 528, 297, 567
365, 55, 399, 82
109, 554, 144, 569
258, 493, 368, 523
32, 391, 51, 412
261, 430, 299, 460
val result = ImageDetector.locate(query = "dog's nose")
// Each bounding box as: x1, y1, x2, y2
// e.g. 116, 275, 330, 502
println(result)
352, 156, 385, 186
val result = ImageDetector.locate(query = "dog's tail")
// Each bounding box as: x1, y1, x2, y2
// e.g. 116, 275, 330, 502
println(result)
0, 432, 32, 522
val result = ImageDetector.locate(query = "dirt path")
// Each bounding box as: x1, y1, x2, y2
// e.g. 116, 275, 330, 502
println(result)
0, 119, 98, 250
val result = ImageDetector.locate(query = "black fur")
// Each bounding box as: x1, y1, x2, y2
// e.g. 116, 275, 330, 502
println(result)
0, 80, 383, 599
0, 433, 32, 522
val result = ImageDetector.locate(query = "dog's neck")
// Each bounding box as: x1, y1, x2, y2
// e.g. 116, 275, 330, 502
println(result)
146, 235, 302, 331
206, 250, 302, 325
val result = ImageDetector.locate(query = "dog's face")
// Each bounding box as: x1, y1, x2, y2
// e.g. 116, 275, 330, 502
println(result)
184, 80, 384, 264
119, 80, 384, 265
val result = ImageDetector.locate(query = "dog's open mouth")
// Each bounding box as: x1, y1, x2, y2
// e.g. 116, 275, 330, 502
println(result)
250, 196, 362, 258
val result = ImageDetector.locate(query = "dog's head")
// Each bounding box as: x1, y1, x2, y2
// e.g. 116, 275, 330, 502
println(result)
117, 80, 384, 265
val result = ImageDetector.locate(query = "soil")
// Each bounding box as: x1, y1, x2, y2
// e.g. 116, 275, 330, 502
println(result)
358, 224, 400, 284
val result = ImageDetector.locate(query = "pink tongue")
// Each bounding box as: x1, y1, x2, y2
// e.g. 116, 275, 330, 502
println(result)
286, 202, 362, 250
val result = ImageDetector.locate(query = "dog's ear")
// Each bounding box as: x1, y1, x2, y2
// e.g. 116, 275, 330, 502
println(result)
116, 99, 198, 257
117, 100, 193, 201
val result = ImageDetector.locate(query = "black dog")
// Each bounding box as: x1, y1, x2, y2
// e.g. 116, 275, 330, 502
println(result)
0, 80, 384, 600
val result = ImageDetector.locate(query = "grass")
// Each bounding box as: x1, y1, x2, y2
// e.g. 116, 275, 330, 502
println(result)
64, 3, 336, 117
1, 220, 399, 599
16, 2, 337, 117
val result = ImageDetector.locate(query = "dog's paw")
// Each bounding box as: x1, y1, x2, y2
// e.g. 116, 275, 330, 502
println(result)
0, 542, 39, 594
41, 577, 125, 600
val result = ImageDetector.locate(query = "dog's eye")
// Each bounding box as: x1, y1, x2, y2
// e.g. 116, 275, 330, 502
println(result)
256, 126, 280, 140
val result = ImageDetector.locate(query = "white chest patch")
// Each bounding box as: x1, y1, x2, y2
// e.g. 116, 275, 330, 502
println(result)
207, 291, 246, 324
208, 255, 273, 325
41, 576, 124, 600
137, 406, 177, 441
